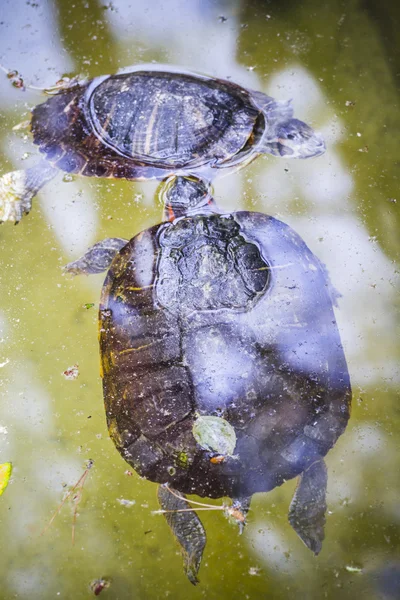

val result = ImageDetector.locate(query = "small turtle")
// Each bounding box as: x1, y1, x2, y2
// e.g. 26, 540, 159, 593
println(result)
65, 176, 350, 584
0, 66, 325, 223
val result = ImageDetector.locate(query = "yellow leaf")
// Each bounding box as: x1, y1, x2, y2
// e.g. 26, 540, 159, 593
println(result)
0, 462, 12, 496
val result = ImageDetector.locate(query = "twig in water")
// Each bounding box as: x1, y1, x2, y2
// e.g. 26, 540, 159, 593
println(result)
153, 484, 246, 525
41, 459, 94, 544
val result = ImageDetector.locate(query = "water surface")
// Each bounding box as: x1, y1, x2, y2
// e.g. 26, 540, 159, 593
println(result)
0, 1, 399, 598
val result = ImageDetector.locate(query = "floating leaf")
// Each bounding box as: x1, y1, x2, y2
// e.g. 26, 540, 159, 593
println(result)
83, 303, 95, 310
192, 416, 236, 456
0, 462, 12, 496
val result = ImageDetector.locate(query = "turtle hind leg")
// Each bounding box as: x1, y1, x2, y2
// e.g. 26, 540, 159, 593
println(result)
64, 238, 128, 275
288, 459, 327, 555
157, 485, 206, 586
0, 160, 57, 223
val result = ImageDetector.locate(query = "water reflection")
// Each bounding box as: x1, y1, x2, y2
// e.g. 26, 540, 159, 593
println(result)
103, 0, 253, 83
373, 562, 400, 599
254, 65, 399, 388
0, 0, 74, 107
65, 176, 350, 582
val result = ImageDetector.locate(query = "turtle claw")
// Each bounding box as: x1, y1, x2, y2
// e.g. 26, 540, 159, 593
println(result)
288, 459, 327, 555
0, 170, 33, 223
0, 162, 57, 223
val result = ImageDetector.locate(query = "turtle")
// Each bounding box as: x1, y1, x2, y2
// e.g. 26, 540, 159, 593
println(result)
65, 176, 351, 584
0, 66, 325, 223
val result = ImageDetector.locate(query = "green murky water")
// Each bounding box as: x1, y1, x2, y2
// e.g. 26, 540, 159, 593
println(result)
0, 0, 399, 598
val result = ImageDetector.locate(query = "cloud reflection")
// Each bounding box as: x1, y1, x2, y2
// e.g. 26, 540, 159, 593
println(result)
254, 65, 399, 386
247, 520, 302, 574
39, 179, 99, 256
0, 0, 74, 106
103, 0, 258, 87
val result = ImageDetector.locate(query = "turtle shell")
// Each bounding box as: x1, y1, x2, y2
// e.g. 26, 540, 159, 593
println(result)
99, 212, 351, 499
30, 70, 263, 180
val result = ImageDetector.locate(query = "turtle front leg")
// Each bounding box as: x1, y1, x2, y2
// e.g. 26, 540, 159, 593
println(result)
288, 459, 327, 555
157, 485, 206, 586
0, 160, 58, 223
64, 238, 128, 275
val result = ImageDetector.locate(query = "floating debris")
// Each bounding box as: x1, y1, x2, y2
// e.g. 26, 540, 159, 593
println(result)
153, 484, 246, 527
116, 498, 136, 507
41, 76, 82, 96
83, 303, 95, 310
345, 565, 363, 573
90, 578, 111, 596
0, 463, 12, 496
6, 70, 25, 90
12, 120, 31, 131
210, 455, 226, 464
42, 459, 94, 544
0, 62, 81, 95
102, 2, 117, 11
63, 364, 79, 380
193, 415, 236, 456
345, 100, 356, 107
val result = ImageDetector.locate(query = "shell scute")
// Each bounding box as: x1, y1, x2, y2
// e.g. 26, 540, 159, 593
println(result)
155, 214, 270, 313
88, 71, 258, 167
100, 208, 351, 499
118, 366, 193, 439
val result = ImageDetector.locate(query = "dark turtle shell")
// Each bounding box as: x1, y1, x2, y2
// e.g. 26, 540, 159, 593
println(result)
99, 210, 351, 499
30, 70, 263, 181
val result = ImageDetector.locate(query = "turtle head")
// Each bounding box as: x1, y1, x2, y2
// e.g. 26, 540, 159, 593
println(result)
271, 118, 326, 159
160, 176, 217, 221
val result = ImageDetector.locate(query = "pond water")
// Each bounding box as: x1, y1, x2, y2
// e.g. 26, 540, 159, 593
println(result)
0, 0, 399, 598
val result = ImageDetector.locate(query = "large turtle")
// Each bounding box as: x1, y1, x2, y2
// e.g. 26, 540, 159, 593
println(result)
0, 66, 325, 223
65, 176, 351, 584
